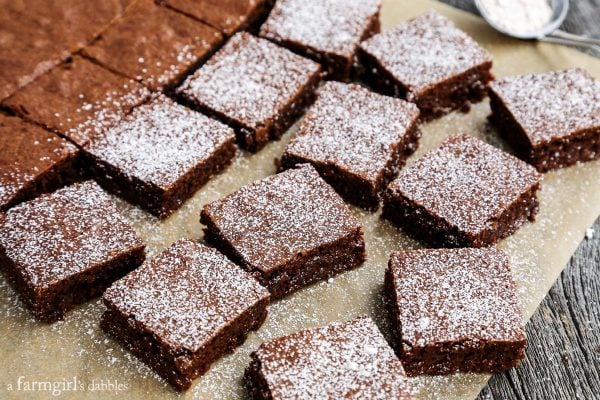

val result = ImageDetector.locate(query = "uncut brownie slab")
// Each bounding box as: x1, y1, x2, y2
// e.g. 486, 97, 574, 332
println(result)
0, 181, 145, 322
259, 0, 380, 81
4, 56, 150, 147
177, 32, 321, 152
201, 165, 365, 298
382, 134, 541, 248
280, 81, 420, 210
246, 315, 415, 399
385, 248, 526, 375
358, 11, 493, 120
102, 239, 270, 391
83, 0, 223, 91
488, 68, 600, 172
85, 95, 236, 219
0, 114, 80, 211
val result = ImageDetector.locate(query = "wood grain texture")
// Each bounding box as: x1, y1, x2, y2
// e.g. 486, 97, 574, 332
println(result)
437, 1, 600, 398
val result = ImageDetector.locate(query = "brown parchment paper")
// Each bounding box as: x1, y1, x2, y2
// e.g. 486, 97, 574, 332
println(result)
2, 1, 599, 399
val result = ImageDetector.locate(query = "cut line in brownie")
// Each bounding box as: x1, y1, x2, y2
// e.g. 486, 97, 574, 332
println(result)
83, 0, 223, 91
382, 134, 541, 248
102, 239, 270, 391
85, 94, 236, 219
246, 315, 415, 399
177, 32, 322, 152
385, 248, 527, 375
259, 0, 381, 81
358, 11, 493, 120
0, 114, 81, 211
0, 181, 145, 322
280, 81, 421, 210
488, 68, 600, 172
201, 164, 366, 298
4, 55, 150, 147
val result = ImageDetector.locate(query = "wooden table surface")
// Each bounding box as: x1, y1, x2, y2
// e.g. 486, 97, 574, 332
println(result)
437, 1, 600, 399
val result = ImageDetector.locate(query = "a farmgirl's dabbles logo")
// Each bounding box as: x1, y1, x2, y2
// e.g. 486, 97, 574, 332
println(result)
5, 376, 129, 397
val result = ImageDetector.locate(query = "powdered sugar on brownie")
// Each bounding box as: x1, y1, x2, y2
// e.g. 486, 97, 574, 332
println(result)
490, 68, 600, 145
103, 239, 269, 352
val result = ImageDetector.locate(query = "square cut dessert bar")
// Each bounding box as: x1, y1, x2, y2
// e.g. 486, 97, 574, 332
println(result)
246, 315, 415, 399
201, 164, 366, 298
0, 181, 145, 322
259, 0, 381, 81
83, 0, 223, 91
177, 32, 322, 152
4, 56, 150, 147
102, 239, 270, 391
488, 68, 600, 172
280, 81, 421, 211
385, 248, 527, 375
382, 134, 541, 248
84, 94, 236, 219
358, 11, 493, 120
0, 114, 81, 211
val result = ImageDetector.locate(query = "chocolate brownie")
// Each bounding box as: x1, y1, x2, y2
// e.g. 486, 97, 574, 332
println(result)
102, 239, 270, 391
201, 165, 365, 298
259, 0, 380, 81
246, 315, 415, 399
0, 114, 81, 211
488, 68, 600, 172
0, 181, 145, 322
4, 56, 150, 147
83, 0, 223, 91
385, 248, 527, 375
382, 134, 541, 247
358, 11, 493, 120
177, 32, 321, 152
280, 82, 420, 210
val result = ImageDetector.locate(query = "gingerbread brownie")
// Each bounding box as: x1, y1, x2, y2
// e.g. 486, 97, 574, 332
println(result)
382, 134, 541, 247
358, 11, 493, 120
102, 239, 270, 391
246, 315, 415, 399
4, 56, 150, 147
0, 181, 145, 322
83, 0, 223, 91
385, 248, 527, 375
0, 114, 81, 211
201, 165, 365, 298
280, 82, 420, 210
85, 95, 236, 218
177, 32, 321, 152
259, 0, 380, 81
488, 68, 600, 172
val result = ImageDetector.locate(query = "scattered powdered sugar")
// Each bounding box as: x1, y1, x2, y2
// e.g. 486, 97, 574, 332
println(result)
490, 68, 600, 145
104, 239, 269, 352
478, 0, 553, 36
178, 32, 320, 129
254, 315, 415, 399
585, 228, 595, 240
360, 10, 492, 96
259, 0, 380, 56
285, 81, 419, 183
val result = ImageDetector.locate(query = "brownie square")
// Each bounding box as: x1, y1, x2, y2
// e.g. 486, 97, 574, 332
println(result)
177, 32, 321, 152
85, 95, 236, 218
280, 82, 420, 210
4, 56, 150, 147
358, 11, 493, 120
382, 134, 541, 248
385, 248, 527, 375
201, 165, 366, 298
0, 114, 81, 211
259, 0, 381, 81
102, 239, 270, 391
0, 181, 145, 322
83, 0, 223, 91
488, 68, 600, 172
